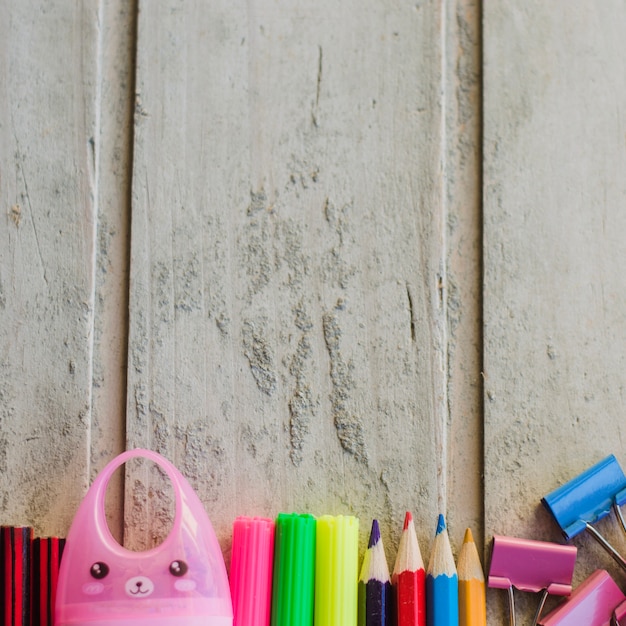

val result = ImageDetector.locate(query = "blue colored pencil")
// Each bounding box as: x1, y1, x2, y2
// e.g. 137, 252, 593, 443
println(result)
426, 515, 458, 626
359, 519, 393, 626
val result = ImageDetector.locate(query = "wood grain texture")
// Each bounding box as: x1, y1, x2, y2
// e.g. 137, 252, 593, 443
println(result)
126, 0, 480, 559
484, 1, 626, 621
0, 0, 135, 539
444, 0, 483, 552
90, 0, 137, 543
0, 0, 99, 535
0, 0, 485, 609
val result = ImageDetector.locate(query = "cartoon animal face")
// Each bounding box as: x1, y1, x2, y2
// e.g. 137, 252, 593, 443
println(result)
125, 576, 155, 597
73, 554, 210, 603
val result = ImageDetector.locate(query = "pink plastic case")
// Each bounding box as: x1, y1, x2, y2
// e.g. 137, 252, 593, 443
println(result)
55, 449, 233, 626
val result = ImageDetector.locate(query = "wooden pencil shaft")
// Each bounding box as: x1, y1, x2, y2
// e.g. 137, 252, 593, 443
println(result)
395, 569, 426, 626
458, 579, 486, 626
359, 579, 393, 626
426, 574, 459, 626
2, 527, 33, 626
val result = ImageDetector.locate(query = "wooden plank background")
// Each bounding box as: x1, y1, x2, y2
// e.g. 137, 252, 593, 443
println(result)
484, 1, 626, 620
0, 0, 101, 537
4, 1, 626, 624
126, 0, 475, 557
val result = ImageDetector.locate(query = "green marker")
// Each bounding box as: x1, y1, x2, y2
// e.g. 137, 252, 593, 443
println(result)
271, 513, 317, 626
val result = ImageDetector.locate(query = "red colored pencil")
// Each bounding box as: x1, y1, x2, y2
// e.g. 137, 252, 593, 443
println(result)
392, 512, 426, 626
1, 526, 34, 626
50, 538, 66, 623
32, 537, 65, 626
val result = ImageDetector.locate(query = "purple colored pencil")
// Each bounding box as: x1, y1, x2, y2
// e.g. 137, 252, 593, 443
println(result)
359, 519, 393, 626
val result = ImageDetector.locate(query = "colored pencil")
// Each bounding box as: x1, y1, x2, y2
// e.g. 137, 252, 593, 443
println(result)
359, 519, 393, 626
315, 515, 359, 626
392, 511, 426, 626
457, 529, 486, 626
230, 516, 275, 626
426, 515, 458, 626
271, 513, 316, 626
31, 537, 65, 626
1, 526, 33, 626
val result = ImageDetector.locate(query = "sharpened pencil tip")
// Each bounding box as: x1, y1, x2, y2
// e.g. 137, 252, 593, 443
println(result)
368, 519, 381, 548
403, 511, 413, 530
463, 527, 474, 543
436, 514, 446, 534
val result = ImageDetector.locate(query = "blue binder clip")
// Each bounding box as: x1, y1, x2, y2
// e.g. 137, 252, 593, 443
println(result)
542, 455, 626, 572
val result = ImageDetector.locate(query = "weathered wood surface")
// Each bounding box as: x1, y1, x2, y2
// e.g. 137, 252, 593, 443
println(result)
0, 0, 134, 539
0, 0, 99, 536
445, 0, 483, 553
90, 0, 137, 542
126, 0, 482, 563
0, 0, 496, 618
484, 1, 626, 621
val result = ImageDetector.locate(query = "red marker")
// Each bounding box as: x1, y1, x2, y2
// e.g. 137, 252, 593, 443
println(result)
392, 512, 426, 626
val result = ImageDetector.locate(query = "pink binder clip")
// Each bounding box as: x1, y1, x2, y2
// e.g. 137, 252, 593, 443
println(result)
488, 535, 577, 626
614, 598, 626, 626
538, 570, 625, 626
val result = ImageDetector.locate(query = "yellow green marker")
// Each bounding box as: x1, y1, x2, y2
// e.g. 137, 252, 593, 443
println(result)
315, 515, 359, 626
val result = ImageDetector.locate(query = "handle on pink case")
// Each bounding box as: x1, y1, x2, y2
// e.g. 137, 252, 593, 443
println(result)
84, 448, 185, 554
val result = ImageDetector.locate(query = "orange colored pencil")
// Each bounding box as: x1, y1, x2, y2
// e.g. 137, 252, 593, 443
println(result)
457, 529, 486, 626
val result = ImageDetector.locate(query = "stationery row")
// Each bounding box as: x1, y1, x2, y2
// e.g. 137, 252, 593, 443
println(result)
230, 511, 486, 626
4, 452, 626, 626
2, 514, 481, 626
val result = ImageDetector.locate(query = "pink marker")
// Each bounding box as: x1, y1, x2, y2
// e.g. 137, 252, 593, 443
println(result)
230, 517, 275, 626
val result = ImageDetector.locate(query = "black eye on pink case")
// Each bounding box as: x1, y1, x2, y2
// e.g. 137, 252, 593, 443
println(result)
169, 560, 188, 577
90, 562, 110, 579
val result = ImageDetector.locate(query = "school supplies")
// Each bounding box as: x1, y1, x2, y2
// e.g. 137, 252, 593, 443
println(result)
457, 528, 486, 626
392, 511, 425, 626
315, 515, 359, 626
55, 448, 233, 626
542, 455, 626, 572
230, 516, 275, 626
426, 515, 458, 626
1, 526, 33, 626
537, 569, 626, 626
32, 536, 65, 626
488, 535, 577, 626
359, 519, 393, 626
271, 513, 316, 626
